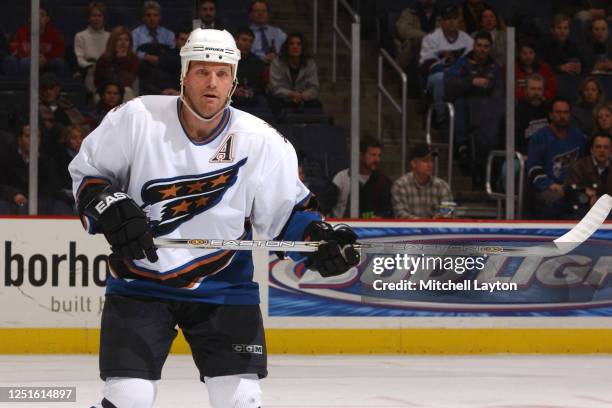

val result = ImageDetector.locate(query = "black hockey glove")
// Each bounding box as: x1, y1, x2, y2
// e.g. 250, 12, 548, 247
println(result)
303, 221, 360, 277
79, 185, 158, 263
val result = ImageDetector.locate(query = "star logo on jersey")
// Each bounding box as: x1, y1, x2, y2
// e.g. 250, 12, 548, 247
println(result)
141, 158, 247, 236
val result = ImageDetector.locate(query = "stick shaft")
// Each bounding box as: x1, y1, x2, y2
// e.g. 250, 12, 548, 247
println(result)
153, 195, 612, 256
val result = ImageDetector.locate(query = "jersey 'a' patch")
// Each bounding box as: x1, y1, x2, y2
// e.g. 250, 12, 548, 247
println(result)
141, 158, 247, 236
210, 133, 235, 163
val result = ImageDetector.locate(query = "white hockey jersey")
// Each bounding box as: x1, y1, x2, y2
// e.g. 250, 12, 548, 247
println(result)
69, 95, 319, 304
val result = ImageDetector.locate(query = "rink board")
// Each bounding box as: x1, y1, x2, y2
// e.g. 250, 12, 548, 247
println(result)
1, 217, 612, 354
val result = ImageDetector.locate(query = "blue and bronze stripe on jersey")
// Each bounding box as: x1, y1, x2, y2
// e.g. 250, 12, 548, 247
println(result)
108, 228, 250, 288
141, 158, 247, 236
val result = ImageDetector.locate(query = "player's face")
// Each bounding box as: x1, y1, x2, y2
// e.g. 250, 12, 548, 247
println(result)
592, 20, 608, 43
361, 147, 382, 171
519, 46, 535, 66
411, 155, 434, 178
550, 101, 571, 128
526, 79, 544, 102
583, 81, 600, 103
591, 136, 612, 162
481, 10, 497, 31
235, 34, 254, 54
199, 2, 216, 24
288, 37, 302, 58
597, 107, 612, 130
183, 61, 233, 118
143, 8, 161, 29
553, 20, 570, 42
250, 2, 269, 26
89, 7, 104, 30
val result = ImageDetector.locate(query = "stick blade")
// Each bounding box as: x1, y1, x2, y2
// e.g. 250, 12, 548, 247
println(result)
554, 194, 612, 244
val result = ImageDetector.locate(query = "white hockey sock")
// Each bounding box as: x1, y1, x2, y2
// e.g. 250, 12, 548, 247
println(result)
101, 377, 158, 408
205, 374, 262, 408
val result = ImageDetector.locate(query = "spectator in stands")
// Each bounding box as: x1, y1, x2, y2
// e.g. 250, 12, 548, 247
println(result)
92, 80, 124, 128
527, 98, 586, 218
267, 32, 321, 117
573, 76, 606, 136
473, 7, 506, 64
395, 0, 440, 69
233, 27, 266, 108
95, 26, 140, 101
55, 124, 86, 208
574, 0, 611, 23
565, 132, 612, 215
322, 138, 393, 219
0, 25, 18, 76
132, 1, 174, 60
391, 143, 452, 218
516, 74, 550, 155
74, 2, 110, 93
445, 31, 502, 179
419, 6, 473, 125
0, 122, 72, 215
583, 16, 612, 73
514, 39, 558, 102
249, 0, 287, 63
12, 4, 70, 78
458, 0, 486, 34
132, 1, 175, 94
39, 72, 88, 150
593, 101, 612, 135
193, 0, 224, 30
157, 24, 191, 96
539, 15, 582, 76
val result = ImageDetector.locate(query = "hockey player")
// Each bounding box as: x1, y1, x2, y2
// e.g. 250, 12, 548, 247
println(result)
70, 29, 360, 408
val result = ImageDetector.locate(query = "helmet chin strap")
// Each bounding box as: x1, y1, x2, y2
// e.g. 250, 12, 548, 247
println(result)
179, 80, 237, 123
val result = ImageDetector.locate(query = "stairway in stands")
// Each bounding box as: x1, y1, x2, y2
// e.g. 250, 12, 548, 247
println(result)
267, 0, 498, 218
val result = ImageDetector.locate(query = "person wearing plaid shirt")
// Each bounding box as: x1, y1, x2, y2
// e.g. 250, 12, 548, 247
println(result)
392, 143, 453, 218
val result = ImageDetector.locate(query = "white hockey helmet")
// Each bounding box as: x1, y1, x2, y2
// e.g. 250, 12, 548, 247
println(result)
180, 28, 241, 82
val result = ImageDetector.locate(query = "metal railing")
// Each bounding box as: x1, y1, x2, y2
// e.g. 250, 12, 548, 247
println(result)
485, 150, 525, 219
332, 0, 361, 217
425, 102, 455, 189
377, 49, 407, 174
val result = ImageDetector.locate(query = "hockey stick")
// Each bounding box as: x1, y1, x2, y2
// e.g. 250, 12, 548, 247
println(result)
153, 194, 612, 257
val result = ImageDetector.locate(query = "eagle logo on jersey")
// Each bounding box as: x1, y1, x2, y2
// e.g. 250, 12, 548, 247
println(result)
210, 133, 235, 163
141, 158, 247, 236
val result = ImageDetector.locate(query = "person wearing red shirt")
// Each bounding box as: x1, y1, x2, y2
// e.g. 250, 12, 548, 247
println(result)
513, 39, 558, 102
12, 5, 70, 78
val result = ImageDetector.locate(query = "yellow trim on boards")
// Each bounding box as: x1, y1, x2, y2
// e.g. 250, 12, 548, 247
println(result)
2, 328, 612, 354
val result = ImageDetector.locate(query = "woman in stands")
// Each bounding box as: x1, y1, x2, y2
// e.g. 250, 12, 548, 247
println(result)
74, 2, 110, 96
267, 32, 321, 118
593, 101, 612, 136
473, 7, 506, 64
94, 26, 140, 101
573, 76, 606, 136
